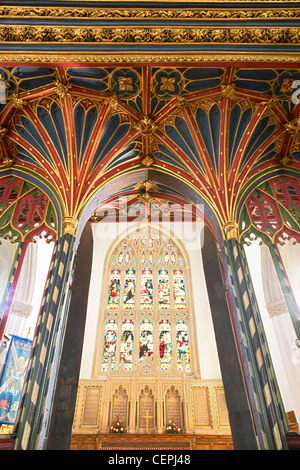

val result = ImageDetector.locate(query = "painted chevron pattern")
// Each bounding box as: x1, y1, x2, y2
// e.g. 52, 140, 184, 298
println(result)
225, 238, 289, 450
14, 234, 75, 450
238, 244, 289, 446
224, 241, 269, 450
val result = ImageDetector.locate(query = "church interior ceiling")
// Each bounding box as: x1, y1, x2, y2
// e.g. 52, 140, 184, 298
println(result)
0, 2, 299, 243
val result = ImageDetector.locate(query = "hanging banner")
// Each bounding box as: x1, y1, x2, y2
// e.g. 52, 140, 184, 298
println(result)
0, 335, 32, 425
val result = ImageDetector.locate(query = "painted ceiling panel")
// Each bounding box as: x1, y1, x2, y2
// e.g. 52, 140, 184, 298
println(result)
74, 104, 99, 166
15, 118, 55, 168
228, 105, 253, 167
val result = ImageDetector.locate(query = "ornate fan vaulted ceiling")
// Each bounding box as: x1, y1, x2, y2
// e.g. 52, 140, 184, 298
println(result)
0, 64, 299, 233
0, 2, 299, 237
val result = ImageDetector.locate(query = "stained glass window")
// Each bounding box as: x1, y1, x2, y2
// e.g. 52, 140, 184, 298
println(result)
102, 319, 118, 371
99, 226, 193, 374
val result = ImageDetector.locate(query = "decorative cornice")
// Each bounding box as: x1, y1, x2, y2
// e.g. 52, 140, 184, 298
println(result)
0, 53, 299, 64
0, 25, 299, 45
1, 6, 300, 21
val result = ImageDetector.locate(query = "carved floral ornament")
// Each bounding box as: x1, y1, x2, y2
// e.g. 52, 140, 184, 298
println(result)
134, 116, 160, 137
1, 6, 300, 20
135, 180, 158, 203
0, 25, 299, 45
284, 115, 300, 134
141, 156, 154, 168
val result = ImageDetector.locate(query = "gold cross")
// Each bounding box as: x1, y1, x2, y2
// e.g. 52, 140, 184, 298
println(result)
142, 410, 153, 433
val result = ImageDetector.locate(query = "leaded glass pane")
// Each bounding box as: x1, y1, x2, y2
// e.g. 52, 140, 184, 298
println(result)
158, 267, 170, 309
140, 268, 153, 308
107, 269, 121, 309
118, 252, 123, 264
159, 319, 172, 370
124, 251, 131, 265
176, 319, 191, 371
120, 319, 134, 370
173, 269, 186, 309
139, 319, 153, 363
123, 268, 136, 309
102, 319, 117, 371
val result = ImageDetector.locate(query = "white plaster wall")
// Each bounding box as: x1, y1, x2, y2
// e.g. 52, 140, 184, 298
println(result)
0, 238, 54, 341
245, 241, 300, 422
79, 221, 221, 380
27, 239, 54, 339
0, 239, 18, 304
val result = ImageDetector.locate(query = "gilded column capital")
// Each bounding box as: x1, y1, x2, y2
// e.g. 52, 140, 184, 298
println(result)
62, 216, 78, 236
224, 221, 239, 241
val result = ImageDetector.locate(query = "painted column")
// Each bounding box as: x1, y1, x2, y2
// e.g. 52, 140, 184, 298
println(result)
45, 222, 93, 450
14, 217, 78, 450
202, 225, 259, 450
224, 222, 288, 450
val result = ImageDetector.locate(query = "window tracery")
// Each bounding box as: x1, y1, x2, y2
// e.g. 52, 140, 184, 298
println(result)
99, 226, 192, 374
